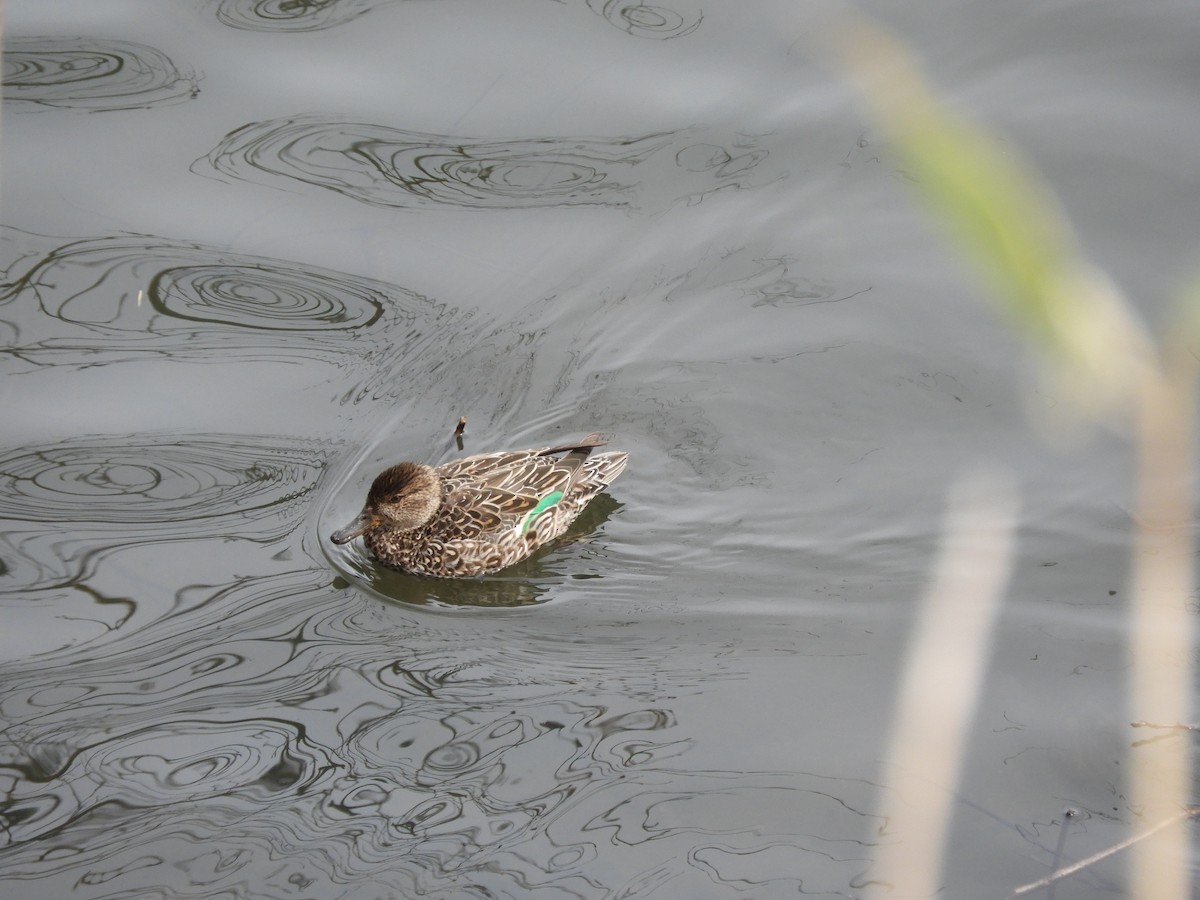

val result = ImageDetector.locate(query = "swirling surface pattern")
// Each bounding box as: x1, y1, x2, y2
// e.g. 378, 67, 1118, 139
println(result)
0, 229, 455, 388
212, 0, 385, 31
0, 433, 330, 591
197, 117, 773, 210
586, 0, 702, 38
2, 37, 199, 111
0, 0, 1163, 893
0, 569, 881, 897
210, 0, 702, 38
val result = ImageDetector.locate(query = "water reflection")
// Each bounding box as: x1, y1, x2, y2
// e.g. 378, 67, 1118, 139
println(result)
0, 433, 330, 589
210, 0, 703, 38
1, 719, 334, 845
0, 228, 452, 387
1, 37, 200, 112
196, 116, 773, 210
0, 563, 883, 895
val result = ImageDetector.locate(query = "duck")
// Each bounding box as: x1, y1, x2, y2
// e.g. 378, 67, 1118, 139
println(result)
330, 432, 627, 577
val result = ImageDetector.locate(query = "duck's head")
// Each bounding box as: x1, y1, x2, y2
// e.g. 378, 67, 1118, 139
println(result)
329, 462, 442, 545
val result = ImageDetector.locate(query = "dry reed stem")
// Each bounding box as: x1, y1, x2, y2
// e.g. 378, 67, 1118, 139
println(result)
1127, 367, 1195, 899
1012, 807, 1200, 897
866, 469, 1018, 899
1130, 721, 1200, 733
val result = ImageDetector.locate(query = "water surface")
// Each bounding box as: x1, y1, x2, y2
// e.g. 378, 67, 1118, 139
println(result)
2, 0, 1198, 896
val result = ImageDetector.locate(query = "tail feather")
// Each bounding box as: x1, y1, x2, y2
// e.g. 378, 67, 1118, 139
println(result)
537, 432, 606, 459
538, 434, 618, 497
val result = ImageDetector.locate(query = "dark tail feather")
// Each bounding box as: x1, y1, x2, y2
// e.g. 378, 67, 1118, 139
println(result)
541, 433, 607, 496
538, 432, 607, 459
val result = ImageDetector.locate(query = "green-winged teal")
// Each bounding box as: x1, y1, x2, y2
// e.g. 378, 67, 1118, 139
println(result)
330, 432, 627, 577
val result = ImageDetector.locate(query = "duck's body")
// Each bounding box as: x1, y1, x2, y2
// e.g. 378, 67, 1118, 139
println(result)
330, 433, 627, 577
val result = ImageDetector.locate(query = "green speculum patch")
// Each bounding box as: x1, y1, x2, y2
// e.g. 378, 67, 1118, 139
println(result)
520, 490, 564, 534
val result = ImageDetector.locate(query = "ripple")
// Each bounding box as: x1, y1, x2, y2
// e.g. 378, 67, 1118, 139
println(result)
652, 246, 873, 310
674, 141, 769, 179
0, 567, 883, 895
0, 434, 324, 526
196, 116, 773, 211
0, 718, 335, 847
322, 702, 879, 894
586, 0, 702, 39
210, 0, 703, 38
148, 264, 381, 330
328, 697, 684, 862
0, 434, 330, 589
0, 228, 449, 382
2, 37, 199, 112
597, 773, 879, 894
212, 0, 392, 31
200, 117, 669, 209
0, 571, 358, 750
421, 741, 480, 775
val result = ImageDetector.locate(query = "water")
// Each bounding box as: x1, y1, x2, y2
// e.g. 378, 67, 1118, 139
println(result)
2, 0, 1198, 896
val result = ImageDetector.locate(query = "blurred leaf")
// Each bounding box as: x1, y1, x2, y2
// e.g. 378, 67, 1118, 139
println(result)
836, 19, 1157, 413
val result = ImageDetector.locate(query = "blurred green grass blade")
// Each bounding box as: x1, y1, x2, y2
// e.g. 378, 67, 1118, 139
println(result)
893, 117, 1071, 332
837, 19, 1157, 410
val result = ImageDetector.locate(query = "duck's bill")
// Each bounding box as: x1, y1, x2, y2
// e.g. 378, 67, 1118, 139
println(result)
330, 511, 374, 545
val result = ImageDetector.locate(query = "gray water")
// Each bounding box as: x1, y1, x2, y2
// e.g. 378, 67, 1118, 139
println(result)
2, 1, 1198, 897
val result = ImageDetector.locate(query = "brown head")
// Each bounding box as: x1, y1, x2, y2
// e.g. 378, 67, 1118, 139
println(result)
329, 462, 442, 545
